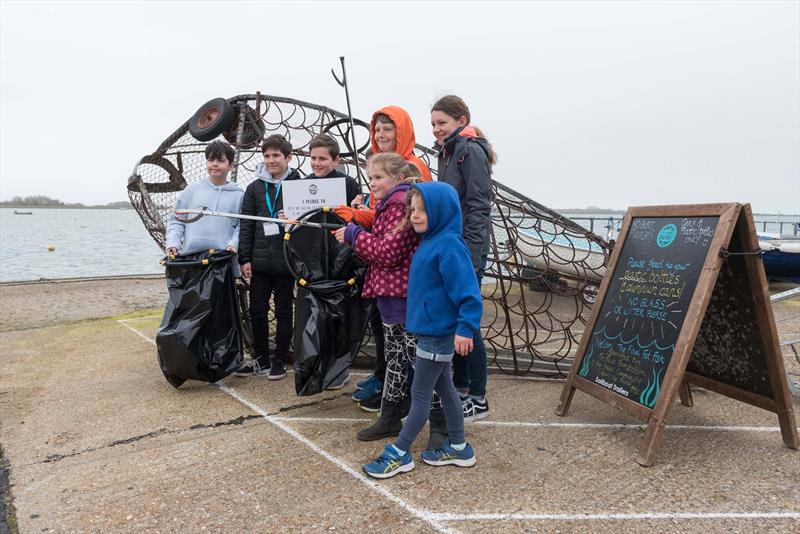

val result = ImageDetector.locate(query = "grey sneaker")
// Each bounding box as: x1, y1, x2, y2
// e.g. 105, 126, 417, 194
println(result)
325, 371, 349, 390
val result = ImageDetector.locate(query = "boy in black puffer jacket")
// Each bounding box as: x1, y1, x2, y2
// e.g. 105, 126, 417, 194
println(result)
236, 135, 301, 380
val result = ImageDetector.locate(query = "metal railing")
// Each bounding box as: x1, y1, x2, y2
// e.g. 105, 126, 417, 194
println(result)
569, 216, 800, 238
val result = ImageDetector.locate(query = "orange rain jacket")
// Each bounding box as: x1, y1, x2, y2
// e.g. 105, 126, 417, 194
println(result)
335, 106, 432, 227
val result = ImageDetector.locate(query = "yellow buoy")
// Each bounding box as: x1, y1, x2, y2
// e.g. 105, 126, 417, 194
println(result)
47, 245, 55, 252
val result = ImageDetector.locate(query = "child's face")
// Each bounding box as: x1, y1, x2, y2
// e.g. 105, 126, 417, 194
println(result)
373, 121, 397, 153
368, 163, 402, 202
263, 148, 291, 178
408, 194, 428, 234
431, 110, 468, 146
310, 147, 338, 177
206, 155, 232, 181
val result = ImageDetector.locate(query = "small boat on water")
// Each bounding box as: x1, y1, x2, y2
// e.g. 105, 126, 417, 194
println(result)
758, 232, 800, 283
13, 210, 33, 215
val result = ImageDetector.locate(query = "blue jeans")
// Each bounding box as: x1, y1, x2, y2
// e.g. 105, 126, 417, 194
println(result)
452, 257, 487, 398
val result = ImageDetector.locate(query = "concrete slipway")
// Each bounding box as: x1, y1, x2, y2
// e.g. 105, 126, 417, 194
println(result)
0, 277, 798, 533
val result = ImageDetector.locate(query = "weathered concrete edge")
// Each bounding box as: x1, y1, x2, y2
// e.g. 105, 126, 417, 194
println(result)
0, 273, 164, 287
0, 445, 17, 534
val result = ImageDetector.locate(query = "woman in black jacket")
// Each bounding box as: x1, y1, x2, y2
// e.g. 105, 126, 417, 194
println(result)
431, 95, 497, 421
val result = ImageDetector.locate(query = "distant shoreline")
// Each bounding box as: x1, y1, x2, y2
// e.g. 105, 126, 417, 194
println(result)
1, 204, 133, 210
1, 205, 796, 217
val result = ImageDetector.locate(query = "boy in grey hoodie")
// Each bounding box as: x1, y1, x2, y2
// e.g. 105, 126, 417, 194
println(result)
166, 141, 244, 255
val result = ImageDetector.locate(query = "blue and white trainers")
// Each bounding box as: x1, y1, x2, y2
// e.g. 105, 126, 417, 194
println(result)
362, 444, 415, 479
421, 442, 476, 468
356, 374, 381, 390
352, 376, 383, 401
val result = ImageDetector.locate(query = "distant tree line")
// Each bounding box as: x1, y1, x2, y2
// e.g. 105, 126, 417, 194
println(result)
1, 195, 131, 209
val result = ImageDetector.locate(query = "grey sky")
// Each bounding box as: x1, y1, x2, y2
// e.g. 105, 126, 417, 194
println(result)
1, 1, 798, 213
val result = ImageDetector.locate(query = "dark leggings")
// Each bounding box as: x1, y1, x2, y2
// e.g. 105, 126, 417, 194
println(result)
369, 305, 386, 381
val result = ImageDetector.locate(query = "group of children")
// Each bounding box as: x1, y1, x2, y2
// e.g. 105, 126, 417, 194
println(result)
166, 95, 495, 479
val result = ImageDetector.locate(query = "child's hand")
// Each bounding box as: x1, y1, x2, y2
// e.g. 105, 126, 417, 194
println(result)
351, 194, 365, 209
455, 335, 473, 356
166, 247, 178, 258
334, 227, 346, 244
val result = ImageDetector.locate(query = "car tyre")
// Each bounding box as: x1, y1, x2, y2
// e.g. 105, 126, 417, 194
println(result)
189, 97, 235, 142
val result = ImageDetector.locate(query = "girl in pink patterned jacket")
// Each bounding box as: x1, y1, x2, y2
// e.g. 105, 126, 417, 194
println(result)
335, 153, 436, 444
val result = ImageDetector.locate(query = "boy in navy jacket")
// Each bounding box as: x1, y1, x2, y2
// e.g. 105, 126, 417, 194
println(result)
363, 182, 482, 479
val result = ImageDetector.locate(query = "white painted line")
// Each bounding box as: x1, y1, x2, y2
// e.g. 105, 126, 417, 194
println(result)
490, 374, 565, 382
118, 321, 458, 534
272, 416, 783, 434
117, 315, 162, 323
119, 321, 158, 345
218, 384, 457, 533
430, 511, 800, 521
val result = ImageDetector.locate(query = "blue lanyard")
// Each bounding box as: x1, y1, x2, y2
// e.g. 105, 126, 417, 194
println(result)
265, 182, 282, 218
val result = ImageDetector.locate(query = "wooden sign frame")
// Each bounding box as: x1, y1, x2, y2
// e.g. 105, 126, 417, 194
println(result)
556, 203, 798, 466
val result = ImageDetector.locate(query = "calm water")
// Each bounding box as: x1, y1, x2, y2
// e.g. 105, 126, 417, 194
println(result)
0, 208, 797, 283
0, 208, 164, 282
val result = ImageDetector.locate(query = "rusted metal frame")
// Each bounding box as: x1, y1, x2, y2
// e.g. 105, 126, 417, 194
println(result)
493, 198, 536, 374
229, 104, 248, 183
494, 181, 607, 241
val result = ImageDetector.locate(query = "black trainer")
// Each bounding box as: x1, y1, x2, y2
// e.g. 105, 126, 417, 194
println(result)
268, 361, 287, 381
358, 391, 382, 413
462, 397, 489, 422
233, 360, 270, 377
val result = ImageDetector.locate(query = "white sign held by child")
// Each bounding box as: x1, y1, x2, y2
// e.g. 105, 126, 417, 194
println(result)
281, 178, 347, 221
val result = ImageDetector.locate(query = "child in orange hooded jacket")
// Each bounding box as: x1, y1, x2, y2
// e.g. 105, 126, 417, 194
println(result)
335, 106, 432, 228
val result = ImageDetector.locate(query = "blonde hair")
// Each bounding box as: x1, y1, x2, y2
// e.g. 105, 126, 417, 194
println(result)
367, 152, 419, 185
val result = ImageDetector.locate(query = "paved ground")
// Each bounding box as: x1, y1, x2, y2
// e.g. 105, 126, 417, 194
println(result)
0, 279, 798, 533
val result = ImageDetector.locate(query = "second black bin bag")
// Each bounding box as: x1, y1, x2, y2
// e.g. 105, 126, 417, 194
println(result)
284, 209, 372, 396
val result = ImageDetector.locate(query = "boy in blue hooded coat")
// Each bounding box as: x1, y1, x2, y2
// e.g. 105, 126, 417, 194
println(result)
363, 182, 482, 479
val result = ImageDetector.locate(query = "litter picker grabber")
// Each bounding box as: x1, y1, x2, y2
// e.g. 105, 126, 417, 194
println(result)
174, 207, 346, 230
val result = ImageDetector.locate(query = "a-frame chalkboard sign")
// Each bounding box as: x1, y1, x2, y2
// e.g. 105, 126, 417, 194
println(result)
556, 203, 798, 466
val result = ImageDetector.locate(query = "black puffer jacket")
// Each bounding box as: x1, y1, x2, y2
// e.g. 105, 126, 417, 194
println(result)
238, 169, 301, 275
436, 127, 492, 270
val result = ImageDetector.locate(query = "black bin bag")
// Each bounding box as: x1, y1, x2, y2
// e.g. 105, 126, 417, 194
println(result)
284, 209, 372, 396
156, 249, 243, 388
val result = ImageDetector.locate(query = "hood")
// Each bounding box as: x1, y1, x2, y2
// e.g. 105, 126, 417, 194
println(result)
370, 106, 417, 158
413, 182, 462, 239
203, 177, 242, 192
370, 106, 433, 182
377, 182, 412, 213
440, 125, 490, 158
255, 163, 293, 184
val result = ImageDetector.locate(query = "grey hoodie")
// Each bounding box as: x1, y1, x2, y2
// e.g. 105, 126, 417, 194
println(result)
166, 178, 244, 254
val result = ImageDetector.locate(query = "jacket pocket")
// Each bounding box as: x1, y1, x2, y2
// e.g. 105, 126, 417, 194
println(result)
422, 300, 436, 324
